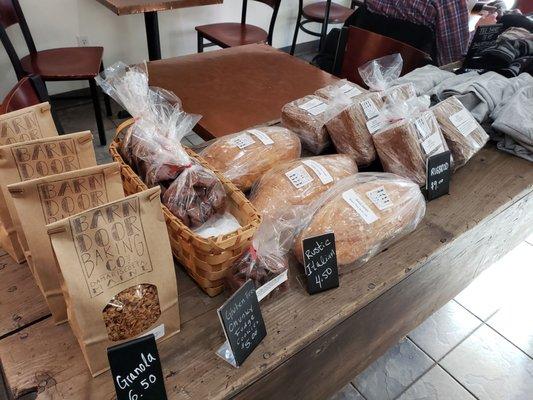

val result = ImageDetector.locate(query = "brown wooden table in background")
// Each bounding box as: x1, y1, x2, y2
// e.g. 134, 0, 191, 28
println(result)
147, 43, 339, 138
0, 145, 531, 399
95, 0, 223, 60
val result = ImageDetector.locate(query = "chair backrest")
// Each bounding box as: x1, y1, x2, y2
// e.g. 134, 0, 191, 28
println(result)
0, 75, 48, 114
242, 0, 282, 45
516, 0, 533, 14
0, 0, 36, 79
333, 26, 431, 86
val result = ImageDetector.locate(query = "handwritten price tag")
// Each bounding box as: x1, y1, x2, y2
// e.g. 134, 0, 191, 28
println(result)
426, 151, 452, 201
302, 233, 339, 294
107, 334, 167, 400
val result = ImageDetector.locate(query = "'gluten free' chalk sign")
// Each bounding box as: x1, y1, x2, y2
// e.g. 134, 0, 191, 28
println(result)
302, 232, 339, 294
217, 280, 267, 367
107, 334, 167, 400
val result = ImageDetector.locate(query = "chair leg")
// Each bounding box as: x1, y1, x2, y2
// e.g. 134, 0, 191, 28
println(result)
290, 13, 302, 55
197, 33, 204, 53
319, 1, 332, 52
100, 63, 113, 117
50, 106, 65, 135
89, 78, 107, 146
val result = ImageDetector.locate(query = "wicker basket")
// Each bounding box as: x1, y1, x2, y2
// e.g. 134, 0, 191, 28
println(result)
110, 119, 261, 296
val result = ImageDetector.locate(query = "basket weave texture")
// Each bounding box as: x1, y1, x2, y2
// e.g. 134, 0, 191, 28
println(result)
110, 119, 261, 296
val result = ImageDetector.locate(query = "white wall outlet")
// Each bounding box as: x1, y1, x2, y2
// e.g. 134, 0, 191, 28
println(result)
77, 36, 89, 47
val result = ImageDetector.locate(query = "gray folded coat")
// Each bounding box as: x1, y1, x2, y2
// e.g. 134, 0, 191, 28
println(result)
393, 65, 455, 96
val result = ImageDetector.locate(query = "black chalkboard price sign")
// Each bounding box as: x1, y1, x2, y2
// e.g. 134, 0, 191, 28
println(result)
218, 280, 267, 367
302, 232, 339, 294
463, 24, 505, 68
107, 334, 167, 400
426, 151, 452, 201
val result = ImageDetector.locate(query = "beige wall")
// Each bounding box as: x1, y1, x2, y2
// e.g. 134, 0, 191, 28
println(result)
1, 0, 349, 97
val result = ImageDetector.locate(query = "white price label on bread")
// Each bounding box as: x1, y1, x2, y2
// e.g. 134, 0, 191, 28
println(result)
449, 109, 477, 137
286, 165, 314, 189
366, 186, 393, 211
299, 98, 328, 116
302, 160, 333, 185
339, 83, 362, 98
229, 133, 255, 149
421, 133, 445, 155
366, 117, 387, 134
360, 98, 380, 120
414, 117, 431, 138
248, 129, 274, 145
342, 189, 378, 224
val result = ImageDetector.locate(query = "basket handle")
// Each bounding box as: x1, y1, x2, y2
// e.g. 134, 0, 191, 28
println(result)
114, 118, 135, 142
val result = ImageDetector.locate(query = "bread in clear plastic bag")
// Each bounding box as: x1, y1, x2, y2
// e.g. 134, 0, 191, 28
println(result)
315, 79, 368, 101
281, 95, 332, 154
430, 96, 489, 169
382, 82, 417, 104
162, 160, 226, 229
225, 212, 299, 298
373, 99, 450, 187
200, 126, 301, 191
97, 62, 228, 228
324, 91, 379, 166
294, 173, 426, 267
250, 154, 358, 219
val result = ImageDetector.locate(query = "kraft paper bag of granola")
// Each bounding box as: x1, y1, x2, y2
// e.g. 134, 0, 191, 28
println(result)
0, 102, 58, 261
0, 102, 58, 146
7, 163, 125, 324
0, 131, 95, 265
47, 187, 180, 377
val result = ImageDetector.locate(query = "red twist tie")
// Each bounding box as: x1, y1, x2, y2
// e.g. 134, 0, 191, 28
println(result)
249, 245, 258, 261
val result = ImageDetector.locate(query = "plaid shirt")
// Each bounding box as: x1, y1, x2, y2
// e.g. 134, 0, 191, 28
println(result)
366, 0, 470, 65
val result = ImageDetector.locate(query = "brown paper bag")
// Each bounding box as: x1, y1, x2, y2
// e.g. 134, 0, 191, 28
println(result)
0, 102, 58, 146
8, 163, 125, 324
0, 131, 96, 264
47, 187, 180, 377
0, 102, 59, 261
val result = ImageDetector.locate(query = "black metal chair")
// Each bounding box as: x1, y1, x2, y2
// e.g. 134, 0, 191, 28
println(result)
196, 0, 281, 52
290, 0, 354, 55
0, 0, 111, 145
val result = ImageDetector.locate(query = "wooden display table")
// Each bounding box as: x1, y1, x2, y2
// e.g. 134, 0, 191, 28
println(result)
147, 44, 339, 139
0, 145, 531, 399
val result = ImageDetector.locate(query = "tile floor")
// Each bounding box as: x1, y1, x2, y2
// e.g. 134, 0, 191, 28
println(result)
3, 50, 531, 398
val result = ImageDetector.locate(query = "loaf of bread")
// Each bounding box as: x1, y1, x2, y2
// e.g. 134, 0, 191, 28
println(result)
294, 173, 425, 267
315, 79, 368, 101
200, 126, 301, 191
250, 154, 358, 218
281, 95, 332, 154
431, 96, 489, 169
373, 110, 449, 187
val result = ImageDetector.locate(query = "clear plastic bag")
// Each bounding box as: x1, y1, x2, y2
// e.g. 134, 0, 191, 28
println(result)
281, 95, 332, 154
250, 155, 358, 219
315, 79, 368, 101
226, 212, 301, 299
372, 97, 451, 186
200, 126, 301, 191
294, 173, 426, 268
430, 96, 489, 169
358, 54, 404, 92
323, 88, 378, 166
97, 62, 227, 229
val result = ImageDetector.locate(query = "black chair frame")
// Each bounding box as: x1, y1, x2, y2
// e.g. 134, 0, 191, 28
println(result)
290, 0, 334, 55
197, 0, 281, 52
0, 0, 111, 145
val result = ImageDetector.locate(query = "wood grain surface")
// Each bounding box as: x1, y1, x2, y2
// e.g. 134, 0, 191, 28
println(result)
0, 146, 531, 399
147, 44, 339, 139
0, 254, 49, 339
95, 0, 222, 15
